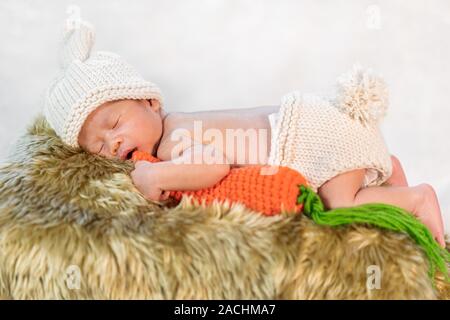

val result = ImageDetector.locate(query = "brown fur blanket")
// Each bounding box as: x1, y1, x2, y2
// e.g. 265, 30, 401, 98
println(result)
0, 115, 448, 299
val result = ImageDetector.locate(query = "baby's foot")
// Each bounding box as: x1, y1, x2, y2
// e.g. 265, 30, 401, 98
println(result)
386, 155, 409, 187
412, 184, 446, 247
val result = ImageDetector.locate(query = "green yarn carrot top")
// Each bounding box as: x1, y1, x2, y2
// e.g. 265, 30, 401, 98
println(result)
297, 185, 450, 283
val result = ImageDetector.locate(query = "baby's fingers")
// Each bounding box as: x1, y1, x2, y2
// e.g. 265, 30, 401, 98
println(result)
436, 213, 446, 248
134, 160, 149, 169
432, 215, 446, 248
428, 222, 446, 248
160, 190, 171, 201
435, 232, 446, 248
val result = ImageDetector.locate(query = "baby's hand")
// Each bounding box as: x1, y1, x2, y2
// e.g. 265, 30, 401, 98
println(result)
131, 161, 170, 202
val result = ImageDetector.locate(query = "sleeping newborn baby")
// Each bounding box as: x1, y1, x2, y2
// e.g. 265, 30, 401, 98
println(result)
44, 19, 445, 247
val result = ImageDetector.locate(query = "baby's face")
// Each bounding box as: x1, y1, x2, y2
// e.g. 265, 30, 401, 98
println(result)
78, 99, 164, 160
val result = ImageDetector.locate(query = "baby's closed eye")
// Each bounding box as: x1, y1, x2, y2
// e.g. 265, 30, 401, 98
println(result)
112, 116, 120, 129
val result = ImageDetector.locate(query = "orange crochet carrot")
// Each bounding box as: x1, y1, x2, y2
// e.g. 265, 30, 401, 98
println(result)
131, 150, 309, 215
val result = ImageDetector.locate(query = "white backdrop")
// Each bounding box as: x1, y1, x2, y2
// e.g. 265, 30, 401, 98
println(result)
1, 0, 449, 231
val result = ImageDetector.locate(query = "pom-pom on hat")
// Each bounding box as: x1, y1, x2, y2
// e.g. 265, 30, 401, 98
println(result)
44, 15, 164, 148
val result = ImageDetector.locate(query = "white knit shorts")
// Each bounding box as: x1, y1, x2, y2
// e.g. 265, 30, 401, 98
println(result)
267, 91, 393, 192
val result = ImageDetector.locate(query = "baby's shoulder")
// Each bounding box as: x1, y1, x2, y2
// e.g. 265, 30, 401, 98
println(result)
163, 112, 196, 130
157, 113, 195, 161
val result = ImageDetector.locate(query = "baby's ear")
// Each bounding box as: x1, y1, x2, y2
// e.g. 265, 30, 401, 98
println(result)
148, 99, 161, 111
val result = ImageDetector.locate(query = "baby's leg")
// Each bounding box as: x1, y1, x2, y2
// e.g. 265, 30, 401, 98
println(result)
318, 169, 445, 247
385, 155, 408, 187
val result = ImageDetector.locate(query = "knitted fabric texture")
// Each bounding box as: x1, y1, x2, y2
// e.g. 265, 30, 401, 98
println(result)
268, 65, 392, 191
131, 150, 308, 215
44, 18, 164, 148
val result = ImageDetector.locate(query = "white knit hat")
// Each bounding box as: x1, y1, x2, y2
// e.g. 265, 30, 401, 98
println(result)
44, 17, 164, 148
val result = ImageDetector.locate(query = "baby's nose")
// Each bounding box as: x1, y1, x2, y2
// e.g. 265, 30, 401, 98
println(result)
110, 140, 121, 157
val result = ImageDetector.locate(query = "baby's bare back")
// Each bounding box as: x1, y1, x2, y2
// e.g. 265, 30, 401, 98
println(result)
158, 105, 280, 166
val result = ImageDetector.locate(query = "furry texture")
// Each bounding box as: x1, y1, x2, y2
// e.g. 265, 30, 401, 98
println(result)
0, 115, 448, 299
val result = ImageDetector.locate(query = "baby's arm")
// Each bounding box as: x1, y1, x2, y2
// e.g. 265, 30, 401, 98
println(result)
131, 143, 230, 201
150, 143, 230, 190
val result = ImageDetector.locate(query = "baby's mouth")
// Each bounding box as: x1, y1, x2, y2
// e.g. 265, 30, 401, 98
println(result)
125, 148, 137, 160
